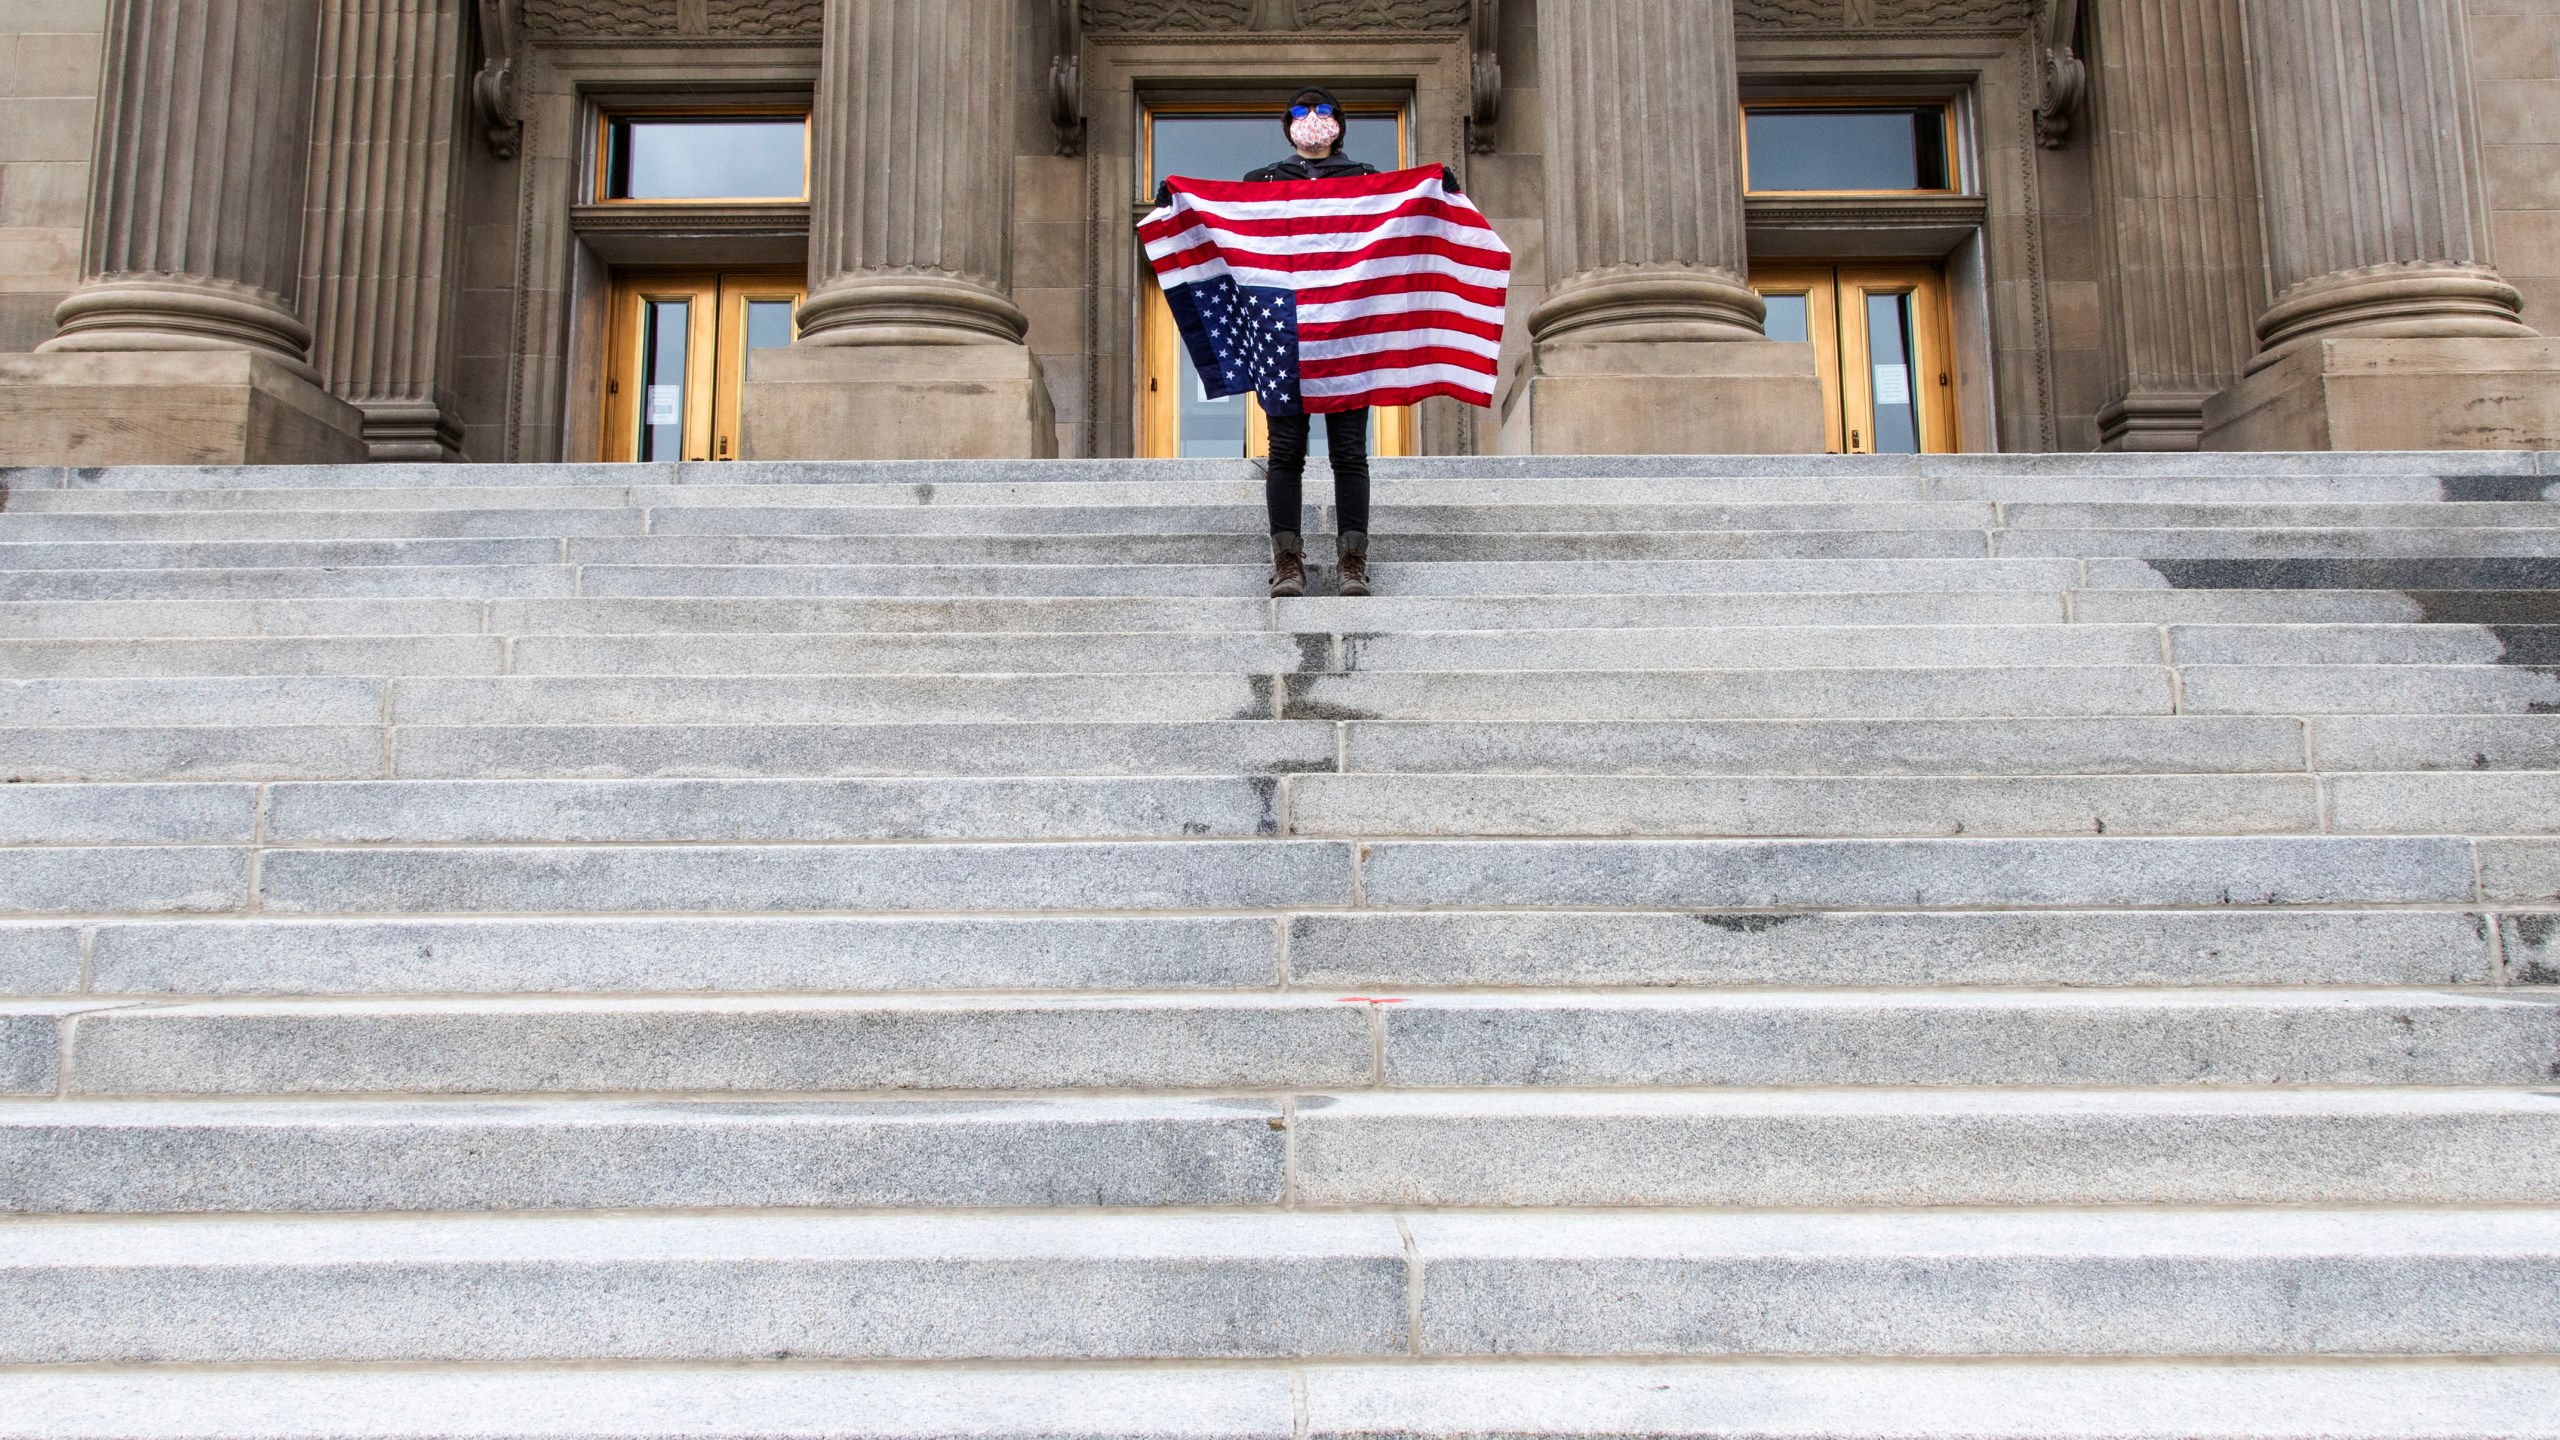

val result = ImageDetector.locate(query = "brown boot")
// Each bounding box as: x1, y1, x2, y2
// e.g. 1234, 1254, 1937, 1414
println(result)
1268, 531, 1307, 598
1336, 531, 1371, 597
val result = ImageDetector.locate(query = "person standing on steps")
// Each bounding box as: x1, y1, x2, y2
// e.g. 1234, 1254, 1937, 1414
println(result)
1247, 86, 1376, 600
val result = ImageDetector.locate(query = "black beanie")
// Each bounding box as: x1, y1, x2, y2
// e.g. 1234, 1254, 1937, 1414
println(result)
1284, 86, 1346, 155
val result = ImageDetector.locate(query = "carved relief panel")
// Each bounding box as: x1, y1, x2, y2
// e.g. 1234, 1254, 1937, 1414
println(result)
1736, 0, 2032, 27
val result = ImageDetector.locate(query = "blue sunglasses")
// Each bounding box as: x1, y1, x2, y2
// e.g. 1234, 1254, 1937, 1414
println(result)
1289, 103, 1338, 119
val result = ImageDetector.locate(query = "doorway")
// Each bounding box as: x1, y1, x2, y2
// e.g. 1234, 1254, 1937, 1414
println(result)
1750, 263, 1959, 454
1136, 99, 1416, 460
601, 270, 805, 462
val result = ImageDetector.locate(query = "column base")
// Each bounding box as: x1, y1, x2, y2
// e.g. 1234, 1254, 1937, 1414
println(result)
2096, 392, 2214, 452
2202, 337, 2560, 451
740, 343, 1058, 460
1497, 338, 1827, 455
0, 352, 369, 466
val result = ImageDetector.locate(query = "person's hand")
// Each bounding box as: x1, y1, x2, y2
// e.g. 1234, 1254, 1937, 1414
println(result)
1153, 179, 1174, 208
1440, 164, 1464, 195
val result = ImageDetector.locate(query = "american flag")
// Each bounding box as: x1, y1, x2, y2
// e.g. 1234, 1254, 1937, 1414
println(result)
1138, 165, 1512, 415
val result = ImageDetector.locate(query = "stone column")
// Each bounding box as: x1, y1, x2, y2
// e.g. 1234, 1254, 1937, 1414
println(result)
301, 0, 471, 461
2205, 0, 2560, 449
1500, 0, 1822, 454
2088, 0, 2264, 451
742, 0, 1056, 458
0, 0, 367, 464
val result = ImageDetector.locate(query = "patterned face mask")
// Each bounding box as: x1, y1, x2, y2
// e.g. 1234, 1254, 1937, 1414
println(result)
1288, 112, 1343, 152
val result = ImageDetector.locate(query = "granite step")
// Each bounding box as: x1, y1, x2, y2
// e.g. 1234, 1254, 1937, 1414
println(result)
0, 907, 2500, 999
3, 1363, 2557, 1440
2180, 663, 2560, 714
4, 1089, 2557, 1214
577, 558, 2089, 599
2002, 527, 2560, 558
0, 565, 580, 601
552, 531, 2003, 564
1280, 665, 2174, 721
0, 1208, 2556, 1362
22, 989, 2553, 1096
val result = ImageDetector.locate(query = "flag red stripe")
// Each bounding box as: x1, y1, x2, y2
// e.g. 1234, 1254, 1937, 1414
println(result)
1163, 166, 1446, 203
1138, 195, 1493, 245
1302, 380, 1492, 414
1296, 271, 1509, 311
1300, 310, 1507, 345
1299, 345, 1500, 381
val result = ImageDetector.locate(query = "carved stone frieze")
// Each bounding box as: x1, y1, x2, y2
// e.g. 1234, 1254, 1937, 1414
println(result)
1735, 0, 1841, 26
706, 0, 822, 36
1080, 0, 1465, 29
516, 0, 819, 39
1734, 0, 2030, 28
520, 0, 676, 37
1871, 0, 2031, 25
1080, 0, 1253, 29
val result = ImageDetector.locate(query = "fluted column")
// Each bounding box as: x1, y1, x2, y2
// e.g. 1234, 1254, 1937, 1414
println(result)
2240, 0, 2533, 367
2089, 0, 2264, 449
39, 0, 330, 376
799, 0, 1027, 345
300, 0, 470, 459
1528, 0, 1763, 343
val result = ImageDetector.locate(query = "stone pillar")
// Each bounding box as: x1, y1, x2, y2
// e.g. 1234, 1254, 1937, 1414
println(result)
301, 0, 471, 461
0, 0, 369, 465
2205, 0, 2560, 450
2088, 0, 2264, 451
1498, 0, 1822, 454
741, 0, 1056, 459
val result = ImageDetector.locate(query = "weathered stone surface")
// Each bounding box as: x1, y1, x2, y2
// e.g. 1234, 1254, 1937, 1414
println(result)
0, 1214, 1411, 1362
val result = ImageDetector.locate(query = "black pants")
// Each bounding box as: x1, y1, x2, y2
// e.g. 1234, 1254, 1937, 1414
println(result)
1264, 408, 1371, 535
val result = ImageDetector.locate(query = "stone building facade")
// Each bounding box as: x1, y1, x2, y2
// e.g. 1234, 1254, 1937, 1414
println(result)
5, 0, 2560, 464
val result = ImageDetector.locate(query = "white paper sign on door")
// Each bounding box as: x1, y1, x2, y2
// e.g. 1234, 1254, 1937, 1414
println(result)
1873, 364, 1912, 406
647, 385, 681, 425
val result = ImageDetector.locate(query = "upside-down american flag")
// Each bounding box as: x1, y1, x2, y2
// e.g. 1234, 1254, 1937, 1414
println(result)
1138, 165, 1512, 415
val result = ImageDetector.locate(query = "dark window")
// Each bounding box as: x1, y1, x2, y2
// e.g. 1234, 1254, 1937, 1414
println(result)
1744, 106, 1951, 193
603, 115, 806, 201
1148, 109, 1402, 194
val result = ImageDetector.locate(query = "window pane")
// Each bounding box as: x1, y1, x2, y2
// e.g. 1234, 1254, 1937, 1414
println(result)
1865, 291, 1922, 455
1177, 339, 1251, 458
1761, 292, 1811, 344
1746, 108, 1947, 192
638, 299, 689, 461
1150, 110, 1402, 192
744, 299, 794, 379
606, 118, 805, 200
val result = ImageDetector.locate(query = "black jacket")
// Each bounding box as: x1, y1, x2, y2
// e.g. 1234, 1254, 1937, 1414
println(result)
1153, 157, 1460, 207
1242, 153, 1380, 183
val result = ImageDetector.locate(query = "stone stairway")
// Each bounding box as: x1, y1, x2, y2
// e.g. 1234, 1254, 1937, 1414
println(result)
2, 451, 2560, 1437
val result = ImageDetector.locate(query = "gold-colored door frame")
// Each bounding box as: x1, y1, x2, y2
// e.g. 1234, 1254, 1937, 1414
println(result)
1749, 262, 1959, 455
601, 269, 804, 463
1137, 98, 1416, 459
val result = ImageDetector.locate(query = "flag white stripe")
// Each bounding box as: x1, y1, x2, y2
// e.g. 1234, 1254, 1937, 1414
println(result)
1225, 255, 1514, 292
1299, 327, 1504, 363
1297, 294, 1508, 327
1145, 174, 1441, 222
1149, 212, 1506, 259
1302, 361, 1498, 397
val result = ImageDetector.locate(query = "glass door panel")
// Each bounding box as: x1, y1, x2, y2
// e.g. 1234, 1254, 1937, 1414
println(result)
1837, 266, 1955, 456
1743, 265, 1843, 453
603, 269, 804, 462
1748, 262, 1957, 455
1138, 100, 1415, 459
